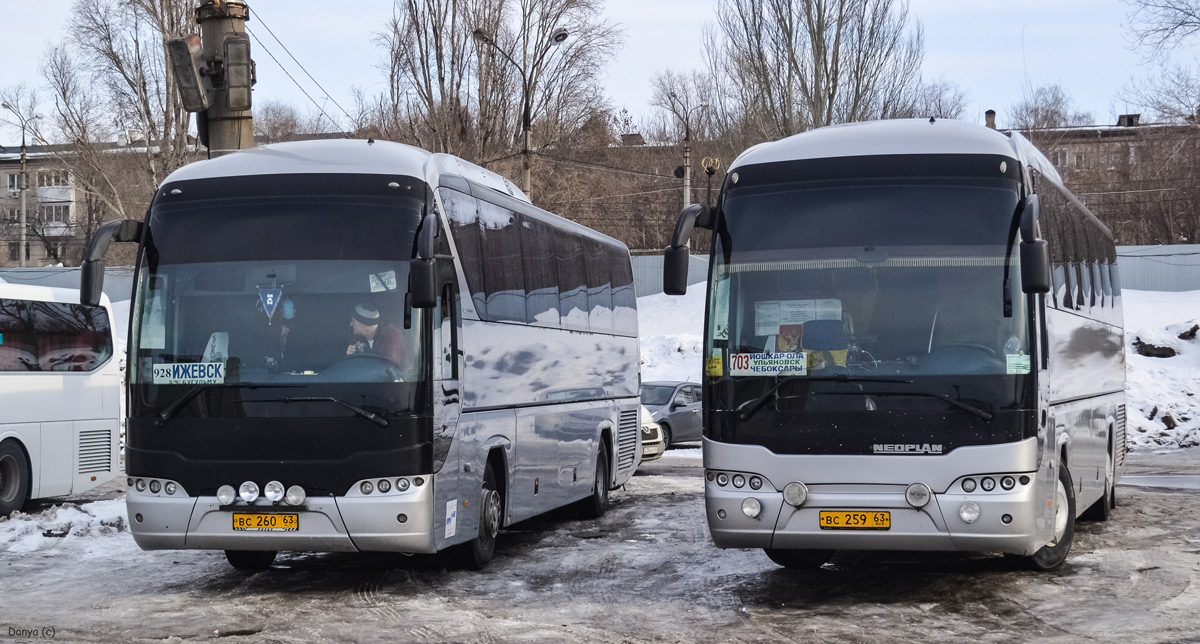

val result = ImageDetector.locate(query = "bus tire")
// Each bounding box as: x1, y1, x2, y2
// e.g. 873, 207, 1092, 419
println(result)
0, 440, 31, 518
455, 461, 502, 570
577, 447, 610, 519
764, 548, 835, 569
224, 550, 277, 570
1025, 462, 1075, 571
1081, 450, 1114, 522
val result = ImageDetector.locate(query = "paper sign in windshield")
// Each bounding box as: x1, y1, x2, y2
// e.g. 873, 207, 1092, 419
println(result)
755, 299, 841, 336
730, 352, 807, 376
153, 362, 226, 385
1006, 354, 1031, 375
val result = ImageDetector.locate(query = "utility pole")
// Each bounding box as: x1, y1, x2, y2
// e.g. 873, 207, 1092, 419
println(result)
169, 0, 255, 158
2, 102, 42, 267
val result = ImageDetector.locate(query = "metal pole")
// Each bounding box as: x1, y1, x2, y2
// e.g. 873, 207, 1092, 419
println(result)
18, 132, 26, 267
682, 141, 692, 209
522, 97, 532, 198
196, 0, 253, 157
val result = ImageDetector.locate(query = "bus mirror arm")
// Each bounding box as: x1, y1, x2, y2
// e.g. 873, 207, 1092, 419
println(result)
1017, 194, 1050, 293
663, 204, 710, 296
80, 219, 143, 307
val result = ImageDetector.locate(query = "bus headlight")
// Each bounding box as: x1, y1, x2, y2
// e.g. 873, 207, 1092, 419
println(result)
285, 485, 306, 506
782, 481, 808, 507
164, 482, 177, 496
361, 481, 374, 495
396, 478, 411, 491
378, 479, 392, 493
959, 501, 981, 524
135, 479, 147, 492
264, 481, 285, 503
905, 482, 931, 508
239, 481, 260, 503
149, 480, 162, 494
217, 485, 236, 505
741, 497, 762, 519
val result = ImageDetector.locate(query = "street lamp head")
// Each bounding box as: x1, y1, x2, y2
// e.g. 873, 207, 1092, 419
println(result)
472, 28, 492, 44
0, 102, 9, 110
34, 113, 44, 120
549, 27, 569, 45
700, 102, 710, 109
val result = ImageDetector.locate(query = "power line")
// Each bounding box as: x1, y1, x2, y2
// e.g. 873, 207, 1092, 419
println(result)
533, 152, 678, 180
243, 27, 344, 134
247, 7, 356, 125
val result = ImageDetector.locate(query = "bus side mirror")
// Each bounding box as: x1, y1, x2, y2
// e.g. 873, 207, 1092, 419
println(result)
663, 204, 710, 296
80, 219, 143, 307
1017, 194, 1049, 293
1020, 240, 1051, 294
409, 213, 439, 309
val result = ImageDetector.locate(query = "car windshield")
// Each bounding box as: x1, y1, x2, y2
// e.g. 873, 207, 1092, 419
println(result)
641, 385, 676, 406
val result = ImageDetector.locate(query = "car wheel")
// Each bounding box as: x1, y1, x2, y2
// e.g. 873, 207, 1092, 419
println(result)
224, 550, 277, 570
0, 440, 31, 518
659, 423, 672, 451
1024, 462, 1075, 571
764, 548, 834, 569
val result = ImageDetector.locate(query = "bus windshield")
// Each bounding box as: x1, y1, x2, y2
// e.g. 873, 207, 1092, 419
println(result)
710, 177, 1029, 382
130, 182, 428, 419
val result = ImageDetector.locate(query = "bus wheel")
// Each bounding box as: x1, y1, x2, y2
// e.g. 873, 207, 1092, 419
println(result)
456, 462, 502, 570
1081, 450, 1114, 522
1025, 463, 1075, 571
764, 548, 835, 569
577, 447, 610, 519
0, 440, 31, 518
224, 550, 277, 570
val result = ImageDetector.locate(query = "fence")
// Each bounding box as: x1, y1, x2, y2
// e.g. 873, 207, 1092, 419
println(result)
1116, 245, 1200, 292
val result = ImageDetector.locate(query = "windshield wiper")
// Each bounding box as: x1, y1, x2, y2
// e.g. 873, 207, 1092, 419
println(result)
818, 388, 994, 421
737, 374, 913, 421
282, 396, 389, 427
155, 384, 302, 427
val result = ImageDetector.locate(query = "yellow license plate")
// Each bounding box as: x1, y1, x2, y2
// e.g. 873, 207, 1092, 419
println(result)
232, 513, 299, 532
819, 511, 890, 530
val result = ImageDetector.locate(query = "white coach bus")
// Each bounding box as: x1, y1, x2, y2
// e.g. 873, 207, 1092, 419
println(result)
80, 139, 641, 570
0, 281, 121, 517
664, 119, 1125, 571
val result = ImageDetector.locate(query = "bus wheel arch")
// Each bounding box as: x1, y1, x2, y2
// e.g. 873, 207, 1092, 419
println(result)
1024, 460, 1076, 571
453, 455, 504, 570
1081, 426, 1115, 522
0, 439, 32, 518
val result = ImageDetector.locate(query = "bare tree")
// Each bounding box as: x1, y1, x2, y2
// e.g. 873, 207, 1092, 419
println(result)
707, 0, 925, 141
1008, 84, 1093, 130
1125, 0, 1200, 57
906, 78, 969, 120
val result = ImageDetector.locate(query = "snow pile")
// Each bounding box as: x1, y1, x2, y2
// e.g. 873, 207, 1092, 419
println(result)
0, 498, 134, 557
636, 288, 706, 383
1124, 290, 1200, 449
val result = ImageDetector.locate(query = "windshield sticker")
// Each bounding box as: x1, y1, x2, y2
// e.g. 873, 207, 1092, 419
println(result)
259, 288, 282, 322
201, 332, 229, 363
1007, 354, 1031, 375
706, 355, 723, 377
756, 299, 842, 336
369, 271, 398, 293
711, 277, 729, 341
153, 362, 226, 385
730, 352, 807, 376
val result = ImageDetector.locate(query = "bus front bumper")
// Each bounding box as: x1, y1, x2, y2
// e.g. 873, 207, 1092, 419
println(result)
126, 481, 437, 554
706, 479, 1048, 556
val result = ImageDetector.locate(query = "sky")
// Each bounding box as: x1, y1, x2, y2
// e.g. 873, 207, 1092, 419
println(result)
1, 0, 1197, 145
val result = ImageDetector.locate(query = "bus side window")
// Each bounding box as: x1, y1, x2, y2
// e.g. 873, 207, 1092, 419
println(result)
0, 299, 37, 371
584, 239, 613, 333
478, 199, 525, 323
520, 215, 559, 327
440, 189, 486, 319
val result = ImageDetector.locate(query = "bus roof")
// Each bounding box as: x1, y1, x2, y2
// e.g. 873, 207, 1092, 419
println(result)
0, 281, 111, 309
161, 139, 529, 204
730, 119, 1061, 184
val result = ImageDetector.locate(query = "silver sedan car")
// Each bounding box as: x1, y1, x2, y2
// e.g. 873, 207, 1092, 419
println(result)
640, 381, 702, 449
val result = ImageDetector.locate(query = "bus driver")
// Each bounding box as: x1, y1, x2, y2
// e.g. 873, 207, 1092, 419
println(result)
347, 304, 405, 364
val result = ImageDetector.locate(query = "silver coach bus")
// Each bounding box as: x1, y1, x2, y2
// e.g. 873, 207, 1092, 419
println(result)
664, 119, 1125, 570
81, 139, 641, 570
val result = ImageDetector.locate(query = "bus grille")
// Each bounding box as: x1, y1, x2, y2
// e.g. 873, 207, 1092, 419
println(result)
1116, 405, 1127, 469
78, 430, 113, 474
617, 409, 639, 472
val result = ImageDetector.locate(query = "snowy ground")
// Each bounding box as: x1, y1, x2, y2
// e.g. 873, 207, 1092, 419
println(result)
638, 288, 1200, 451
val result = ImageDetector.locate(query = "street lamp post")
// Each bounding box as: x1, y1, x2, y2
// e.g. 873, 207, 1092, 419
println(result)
670, 95, 708, 210
2, 103, 43, 268
472, 26, 569, 200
